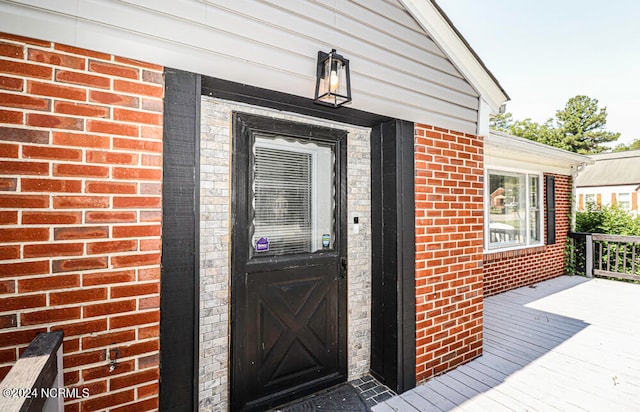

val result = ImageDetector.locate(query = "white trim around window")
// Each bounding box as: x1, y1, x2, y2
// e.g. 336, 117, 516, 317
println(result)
484, 166, 544, 252
617, 192, 631, 210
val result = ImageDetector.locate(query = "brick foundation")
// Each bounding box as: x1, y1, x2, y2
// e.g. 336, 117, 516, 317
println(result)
483, 174, 571, 296
0, 33, 163, 411
414, 124, 484, 383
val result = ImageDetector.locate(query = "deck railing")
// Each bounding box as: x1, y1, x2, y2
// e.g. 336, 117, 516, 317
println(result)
0, 331, 64, 412
592, 233, 640, 281
568, 232, 640, 281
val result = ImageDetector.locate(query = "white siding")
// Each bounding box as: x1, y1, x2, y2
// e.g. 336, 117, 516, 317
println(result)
577, 185, 639, 210
0, 0, 481, 133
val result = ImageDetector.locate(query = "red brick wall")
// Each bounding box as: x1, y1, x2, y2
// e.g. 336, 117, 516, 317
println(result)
483, 174, 571, 296
0, 33, 163, 411
414, 124, 484, 383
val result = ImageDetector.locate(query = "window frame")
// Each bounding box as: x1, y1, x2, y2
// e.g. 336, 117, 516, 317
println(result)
617, 192, 631, 211
252, 136, 334, 254
484, 166, 545, 252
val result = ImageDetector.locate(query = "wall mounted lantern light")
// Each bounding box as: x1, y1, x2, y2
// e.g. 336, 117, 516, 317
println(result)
314, 49, 351, 108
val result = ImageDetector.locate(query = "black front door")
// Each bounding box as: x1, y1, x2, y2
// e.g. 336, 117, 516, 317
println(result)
231, 112, 348, 411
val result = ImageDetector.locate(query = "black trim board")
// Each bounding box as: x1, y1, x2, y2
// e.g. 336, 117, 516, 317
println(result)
370, 119, 416, 393
201, 77, 391, 128
160, 68, 200, 412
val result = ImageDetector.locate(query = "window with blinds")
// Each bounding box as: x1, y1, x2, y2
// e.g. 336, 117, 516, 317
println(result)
251, 136, 335, 256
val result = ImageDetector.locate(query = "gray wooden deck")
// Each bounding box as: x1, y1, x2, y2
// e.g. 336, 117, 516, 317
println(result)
373, 275, 640, 411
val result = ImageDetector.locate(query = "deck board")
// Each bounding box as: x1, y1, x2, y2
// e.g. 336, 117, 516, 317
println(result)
398, 390, 439, 411
411, 381, 458, 411
383, 395, 421, 411
372, 276, 640, 411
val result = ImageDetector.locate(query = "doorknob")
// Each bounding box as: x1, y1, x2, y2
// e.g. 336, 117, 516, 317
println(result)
340, 257, 347, 279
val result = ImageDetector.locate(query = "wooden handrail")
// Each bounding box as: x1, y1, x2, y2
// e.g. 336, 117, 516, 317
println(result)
591, 233, 640, 244
0, 331, 64, 412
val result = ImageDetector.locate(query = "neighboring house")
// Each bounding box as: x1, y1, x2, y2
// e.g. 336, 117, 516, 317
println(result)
575, 150, 640, 215
0, 1, 588, 412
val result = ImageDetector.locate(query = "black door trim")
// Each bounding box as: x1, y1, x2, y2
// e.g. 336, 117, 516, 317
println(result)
160, 68, 201, 412
230, 112, 348, 411
161, 72, 416, 410
201, 77, 391, 128
370, 119, 416, 393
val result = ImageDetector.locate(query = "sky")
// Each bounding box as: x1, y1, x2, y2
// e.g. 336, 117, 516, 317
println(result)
437, 0, 640, 145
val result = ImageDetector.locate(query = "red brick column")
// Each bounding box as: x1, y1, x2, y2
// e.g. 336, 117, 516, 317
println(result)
0, 33, 162, 411
414, 124, 484, 382
483, 174, 571, 296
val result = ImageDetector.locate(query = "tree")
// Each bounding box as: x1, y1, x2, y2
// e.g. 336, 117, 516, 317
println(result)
612, 138, 640, 152
490, 95, 620, 154
510, 118, 560, 147
491, 114, 563, 147
554, 96, 620, 154
489, 112, 513, 131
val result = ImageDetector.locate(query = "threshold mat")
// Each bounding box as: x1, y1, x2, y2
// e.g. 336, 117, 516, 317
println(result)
274, 383, 368, 412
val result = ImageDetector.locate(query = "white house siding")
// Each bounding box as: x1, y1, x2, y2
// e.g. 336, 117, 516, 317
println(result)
577, 185, 639, 214
199, 96, 372, 411
0, 0, 481, 133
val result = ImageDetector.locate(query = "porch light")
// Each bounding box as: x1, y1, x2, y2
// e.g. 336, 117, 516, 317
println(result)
314, 49, 351, 107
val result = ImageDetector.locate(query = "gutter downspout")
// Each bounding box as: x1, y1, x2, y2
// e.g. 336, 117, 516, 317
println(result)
570, 163, 587, 231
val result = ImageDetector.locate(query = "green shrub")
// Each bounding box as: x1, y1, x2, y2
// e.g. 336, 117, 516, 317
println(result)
575, 203, 640, 235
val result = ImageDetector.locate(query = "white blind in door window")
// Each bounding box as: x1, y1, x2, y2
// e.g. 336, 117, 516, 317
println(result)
253, 145, 313, 255
251, 135, 335, 256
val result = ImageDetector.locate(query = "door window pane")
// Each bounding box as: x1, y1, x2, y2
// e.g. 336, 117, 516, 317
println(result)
251, 135, 335, 256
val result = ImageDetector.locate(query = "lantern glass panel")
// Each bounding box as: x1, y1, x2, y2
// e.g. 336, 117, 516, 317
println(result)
315, 51, 351, 107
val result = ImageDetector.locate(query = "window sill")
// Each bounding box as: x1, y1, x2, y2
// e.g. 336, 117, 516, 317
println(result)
483, 244, 546, 263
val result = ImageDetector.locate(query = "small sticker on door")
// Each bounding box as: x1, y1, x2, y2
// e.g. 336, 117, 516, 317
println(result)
255, 237, 269, 252
322, 234, 330, 248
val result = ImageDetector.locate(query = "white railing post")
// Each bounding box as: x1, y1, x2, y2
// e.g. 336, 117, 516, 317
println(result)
585, 234, 593, 278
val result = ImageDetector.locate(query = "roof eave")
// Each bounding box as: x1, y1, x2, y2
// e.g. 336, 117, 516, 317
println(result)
398, 0, 509, 113
577, 183, 640, 188
487, 131, 594, 167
